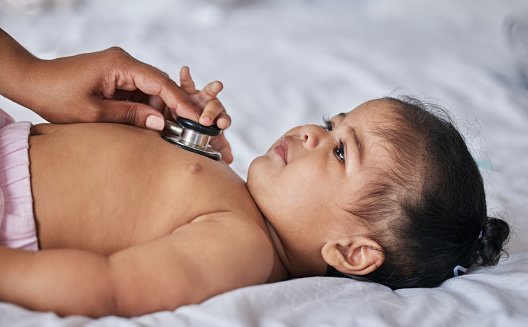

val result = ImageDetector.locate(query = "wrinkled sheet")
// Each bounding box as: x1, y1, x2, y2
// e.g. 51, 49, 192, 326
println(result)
1, 0, 527, 326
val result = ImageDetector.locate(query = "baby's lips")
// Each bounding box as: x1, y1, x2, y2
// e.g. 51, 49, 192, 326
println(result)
273, 137, 291, 164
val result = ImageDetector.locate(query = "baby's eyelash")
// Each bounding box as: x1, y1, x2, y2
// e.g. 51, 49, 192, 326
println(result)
333, 140, 345, 163
321, 115, 345, 164
321, 115, 332, 131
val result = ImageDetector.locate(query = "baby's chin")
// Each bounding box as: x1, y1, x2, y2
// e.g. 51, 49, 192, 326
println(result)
247, 156, 263, 183
246, 151, 272, 186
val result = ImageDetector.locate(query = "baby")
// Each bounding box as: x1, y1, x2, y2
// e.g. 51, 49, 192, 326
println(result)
0, 73, 510, 317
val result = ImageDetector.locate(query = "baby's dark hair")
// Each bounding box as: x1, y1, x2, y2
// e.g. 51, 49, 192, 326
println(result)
327, 96, 510, 289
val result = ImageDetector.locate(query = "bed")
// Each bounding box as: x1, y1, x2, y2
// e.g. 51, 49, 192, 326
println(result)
1, 0, 528, 326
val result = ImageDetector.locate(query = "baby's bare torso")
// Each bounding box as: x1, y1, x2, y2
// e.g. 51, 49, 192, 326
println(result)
29, 123, 266, 255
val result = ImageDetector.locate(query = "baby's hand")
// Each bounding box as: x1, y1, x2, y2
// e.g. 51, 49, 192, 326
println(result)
177, 67, 230, 129
176, 67, 233, 163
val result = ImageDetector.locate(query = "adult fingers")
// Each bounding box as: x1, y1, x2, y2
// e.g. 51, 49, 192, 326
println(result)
134, 68, 200, 121
107, 53, 201, 122
99, 98, 166, 131
147, 95, 167, 112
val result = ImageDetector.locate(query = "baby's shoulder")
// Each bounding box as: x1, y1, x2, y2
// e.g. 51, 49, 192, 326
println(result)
177, 211, 275, 283
191, 210, 273, 255
191, 210, 271, 246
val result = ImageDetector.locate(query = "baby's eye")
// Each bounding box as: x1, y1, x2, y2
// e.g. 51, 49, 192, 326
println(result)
333, 140, 345, 163
322, 116, 333, 131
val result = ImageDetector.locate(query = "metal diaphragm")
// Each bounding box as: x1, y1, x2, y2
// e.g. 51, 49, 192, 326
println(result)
162, 117, 222, 160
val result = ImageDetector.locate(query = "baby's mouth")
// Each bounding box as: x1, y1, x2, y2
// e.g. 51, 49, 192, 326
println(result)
273, 137, 290, 164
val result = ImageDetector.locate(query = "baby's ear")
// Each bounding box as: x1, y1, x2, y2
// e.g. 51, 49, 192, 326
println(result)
321, 238, 384, 276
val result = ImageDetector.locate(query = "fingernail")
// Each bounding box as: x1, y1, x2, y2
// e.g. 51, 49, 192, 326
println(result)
146, 115, 165, 130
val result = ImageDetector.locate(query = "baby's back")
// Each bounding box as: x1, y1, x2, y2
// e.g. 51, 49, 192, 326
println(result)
29, 123, 266, 255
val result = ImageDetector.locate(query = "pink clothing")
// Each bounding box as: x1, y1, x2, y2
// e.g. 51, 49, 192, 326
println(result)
0, 108, 38, 250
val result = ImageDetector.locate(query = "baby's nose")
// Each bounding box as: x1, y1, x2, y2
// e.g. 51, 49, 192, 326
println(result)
300, 124, 324, 149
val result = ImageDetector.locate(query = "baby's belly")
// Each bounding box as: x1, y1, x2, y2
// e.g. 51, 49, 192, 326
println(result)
28, 123, 257, 254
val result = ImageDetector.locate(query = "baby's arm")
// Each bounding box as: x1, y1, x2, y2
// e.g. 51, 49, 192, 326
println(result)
0, 214, 274, 317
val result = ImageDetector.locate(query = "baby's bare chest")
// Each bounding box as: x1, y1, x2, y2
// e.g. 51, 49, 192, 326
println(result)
29, 123, 260, 254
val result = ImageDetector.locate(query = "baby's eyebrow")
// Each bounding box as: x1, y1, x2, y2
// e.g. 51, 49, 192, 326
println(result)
349, 126, 363, 164
330, 112, 346, 126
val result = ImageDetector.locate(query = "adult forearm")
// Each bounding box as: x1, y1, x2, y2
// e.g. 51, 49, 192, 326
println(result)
0, 29, 42, 106
0, 246, 117, 317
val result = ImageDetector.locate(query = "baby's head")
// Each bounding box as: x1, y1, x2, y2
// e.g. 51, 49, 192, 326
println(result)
247, 96, 510, 288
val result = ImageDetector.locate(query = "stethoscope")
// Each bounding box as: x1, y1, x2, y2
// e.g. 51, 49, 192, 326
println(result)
162, 117, 222, 160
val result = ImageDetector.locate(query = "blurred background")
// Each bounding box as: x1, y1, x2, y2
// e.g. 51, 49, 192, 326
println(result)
1, 0, 527, 252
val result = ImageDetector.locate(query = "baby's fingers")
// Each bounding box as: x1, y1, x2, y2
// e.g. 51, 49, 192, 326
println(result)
198, 80, 223, 104
199, 99, 230, 128
179, 66, 197, 95
210, 134, 233, 164
216, 111, 231, 130
180, 67, 224, 112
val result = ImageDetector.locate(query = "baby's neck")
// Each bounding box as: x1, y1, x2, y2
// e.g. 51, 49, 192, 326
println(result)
262, 218, 290, 282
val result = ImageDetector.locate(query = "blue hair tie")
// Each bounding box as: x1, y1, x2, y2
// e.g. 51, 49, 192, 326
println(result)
453, 265, 467, 277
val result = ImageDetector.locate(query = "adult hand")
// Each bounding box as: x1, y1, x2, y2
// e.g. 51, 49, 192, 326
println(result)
0, 29, 210, 131
21, 47, 204, 131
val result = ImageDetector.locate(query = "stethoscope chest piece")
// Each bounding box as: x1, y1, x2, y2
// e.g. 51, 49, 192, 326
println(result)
162, 117, 222, 160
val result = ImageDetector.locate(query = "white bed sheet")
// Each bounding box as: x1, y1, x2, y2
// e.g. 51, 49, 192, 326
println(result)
1, 0, 527, 326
